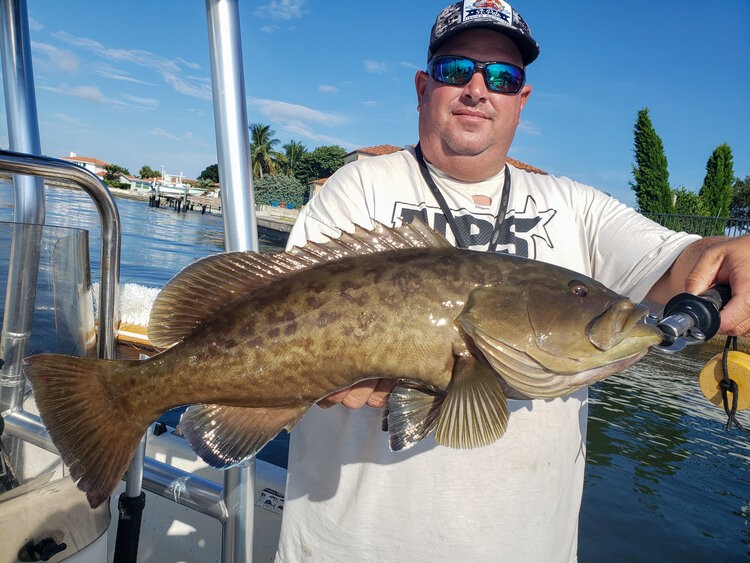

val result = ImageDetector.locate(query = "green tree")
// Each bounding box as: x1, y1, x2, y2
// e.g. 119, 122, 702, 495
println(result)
253, 174, 307, 208
283, 140, 308, 176
138, 165, 160, 179
103, 163, 131, 189
730, 176, 750, 217
295, 145, 347, 186
673, 187, 706, 216
699, 143, 734, 217
250, 123, 283, 178
199, 164, 220, 184
630, 108, 674, 213
196, 177, 215, 191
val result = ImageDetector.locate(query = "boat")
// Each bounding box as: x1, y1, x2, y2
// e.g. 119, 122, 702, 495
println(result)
151, 175, 206, 198
0, 1, 285, 561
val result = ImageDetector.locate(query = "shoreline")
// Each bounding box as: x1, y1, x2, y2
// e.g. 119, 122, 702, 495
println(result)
1, 174, 223, 214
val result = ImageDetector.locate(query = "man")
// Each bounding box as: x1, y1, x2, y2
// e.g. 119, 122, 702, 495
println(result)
275, 2, 750, 561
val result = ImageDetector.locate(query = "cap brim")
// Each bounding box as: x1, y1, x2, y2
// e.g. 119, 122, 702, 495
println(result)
429, 23, 539, 66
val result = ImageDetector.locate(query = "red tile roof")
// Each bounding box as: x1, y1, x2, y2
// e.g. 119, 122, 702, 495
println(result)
61, 154, 110, 167
346, 144, 404, 157
506, 157, 547, 175
347, 144, 547, 175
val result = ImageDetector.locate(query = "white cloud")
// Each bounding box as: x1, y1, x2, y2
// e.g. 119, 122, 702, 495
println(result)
92, 63, 154, 85
122, 94, 159, 110
28, 18, 44, 31
147, 128, 210, 149
176, 57, 201, 71
359, 100, 378, 108
32, 41, 79, 73
280, 123, 356, 150
249, 98, 347, 125
46, 83, 105, 103
261, 25, 279, 34
52, 113, 90, 128
163, 74, 212, 101
364, 60, 387, 74
318, 85, 339, 94
41, 83, 159, 110
255, 0, 307, 20
52, 31, 211, 100
400, 61, 423, 71
518, 119, 541, 135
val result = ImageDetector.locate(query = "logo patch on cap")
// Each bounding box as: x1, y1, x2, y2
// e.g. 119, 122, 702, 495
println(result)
429, 1, 540, 65
464, 1, 512, 25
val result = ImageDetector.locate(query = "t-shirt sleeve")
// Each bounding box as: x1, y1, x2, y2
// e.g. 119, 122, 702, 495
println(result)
581, 186, 700, 302
285, 164, 376, 250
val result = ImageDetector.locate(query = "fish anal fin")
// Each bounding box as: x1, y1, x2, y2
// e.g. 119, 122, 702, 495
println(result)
386, 382, 445, 451
179, 404, 308, 468
434, 355, 509, 449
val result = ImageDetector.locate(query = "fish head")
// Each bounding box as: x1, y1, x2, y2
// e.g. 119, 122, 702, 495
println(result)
457, 272, 663, 398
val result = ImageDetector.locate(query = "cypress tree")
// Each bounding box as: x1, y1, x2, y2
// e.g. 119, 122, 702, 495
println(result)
630, 108, 674, 213
699, 143, 734, 217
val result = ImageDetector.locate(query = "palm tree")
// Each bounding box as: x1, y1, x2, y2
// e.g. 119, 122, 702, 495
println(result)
282, 140, 308, 176
249, 123, 282, 178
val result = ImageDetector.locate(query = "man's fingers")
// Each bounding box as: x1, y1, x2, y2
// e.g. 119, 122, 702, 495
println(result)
317, 379, 396, 410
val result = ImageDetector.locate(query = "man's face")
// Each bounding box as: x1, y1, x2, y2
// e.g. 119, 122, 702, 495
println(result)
416, 28, 532, 166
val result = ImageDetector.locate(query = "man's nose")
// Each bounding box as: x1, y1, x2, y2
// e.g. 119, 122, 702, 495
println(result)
461, 71, 488, 101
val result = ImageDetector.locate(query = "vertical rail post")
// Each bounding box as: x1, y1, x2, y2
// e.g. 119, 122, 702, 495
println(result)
0, 0, 45, 477
206, 1, 259, 561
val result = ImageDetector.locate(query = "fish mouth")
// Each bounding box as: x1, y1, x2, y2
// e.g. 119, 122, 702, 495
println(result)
588, 300, 655, 351
466, 302, 663, 399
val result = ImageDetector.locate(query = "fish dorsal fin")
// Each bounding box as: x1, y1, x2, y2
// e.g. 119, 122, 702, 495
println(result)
147, 218, 450, 348
434, 355, 509, 449
179, 403, 308, 468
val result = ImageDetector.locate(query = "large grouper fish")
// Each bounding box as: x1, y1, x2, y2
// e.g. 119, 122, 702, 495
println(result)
25, 219, 662, 508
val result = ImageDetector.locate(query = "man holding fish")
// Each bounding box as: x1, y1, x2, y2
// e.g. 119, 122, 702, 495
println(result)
22, 1, 750, 560
276, 1, 750, 561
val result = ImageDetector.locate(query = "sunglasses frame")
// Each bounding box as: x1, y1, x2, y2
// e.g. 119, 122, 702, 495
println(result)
426, 55, 526, 95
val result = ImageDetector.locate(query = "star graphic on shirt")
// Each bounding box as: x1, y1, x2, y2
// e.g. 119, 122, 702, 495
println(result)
511, 195, 556, 250
495, 195, 556, 259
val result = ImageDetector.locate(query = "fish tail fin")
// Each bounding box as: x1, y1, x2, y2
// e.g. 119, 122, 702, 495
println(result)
387, 356, 508, 451
25, 354, 148, 508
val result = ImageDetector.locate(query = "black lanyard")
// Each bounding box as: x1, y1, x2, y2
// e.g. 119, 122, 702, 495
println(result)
414, 143, 511, 251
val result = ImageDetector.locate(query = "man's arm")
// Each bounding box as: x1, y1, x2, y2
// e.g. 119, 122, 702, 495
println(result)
646, 235, 750, 335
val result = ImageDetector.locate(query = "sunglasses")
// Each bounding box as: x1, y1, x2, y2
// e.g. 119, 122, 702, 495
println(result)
426, 56, 526, 94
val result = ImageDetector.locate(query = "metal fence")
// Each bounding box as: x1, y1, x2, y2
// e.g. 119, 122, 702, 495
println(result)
641, 213, 750, 238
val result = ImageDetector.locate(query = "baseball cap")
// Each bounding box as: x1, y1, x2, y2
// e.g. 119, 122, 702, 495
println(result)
428, 1, 540, 66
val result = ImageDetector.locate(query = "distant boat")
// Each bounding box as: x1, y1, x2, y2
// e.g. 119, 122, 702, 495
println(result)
151, 173, 205, 197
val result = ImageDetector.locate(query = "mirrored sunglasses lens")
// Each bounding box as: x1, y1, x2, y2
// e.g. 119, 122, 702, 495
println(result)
433, 57, 475, 85
486, 63, 524, 93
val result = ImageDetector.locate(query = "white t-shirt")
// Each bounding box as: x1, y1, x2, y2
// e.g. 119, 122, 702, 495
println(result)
275, 147, 698, 562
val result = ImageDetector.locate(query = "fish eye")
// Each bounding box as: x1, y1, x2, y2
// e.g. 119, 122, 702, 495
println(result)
569, 281, 588, 298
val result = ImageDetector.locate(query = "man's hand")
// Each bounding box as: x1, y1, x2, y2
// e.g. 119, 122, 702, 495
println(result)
317, 379, 397, 409
649, 235, 750, 336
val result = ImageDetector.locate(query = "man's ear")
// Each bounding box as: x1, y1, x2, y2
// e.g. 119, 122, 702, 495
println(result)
415, 70, 429, 109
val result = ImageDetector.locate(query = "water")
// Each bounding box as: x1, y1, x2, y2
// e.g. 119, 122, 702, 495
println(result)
1, 182, 748, 560
582, 347, 749, 561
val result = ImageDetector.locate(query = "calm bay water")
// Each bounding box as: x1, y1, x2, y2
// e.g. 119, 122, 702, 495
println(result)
1, 182, 748, 560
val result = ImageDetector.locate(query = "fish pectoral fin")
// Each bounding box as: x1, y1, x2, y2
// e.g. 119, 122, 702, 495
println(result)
386, 382, 445, 452
179, 403, 308, 468
434, 355, 509, 449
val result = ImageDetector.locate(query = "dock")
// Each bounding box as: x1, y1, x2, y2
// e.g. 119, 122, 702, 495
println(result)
148, 192, 221, 214
105, 186, 297, 243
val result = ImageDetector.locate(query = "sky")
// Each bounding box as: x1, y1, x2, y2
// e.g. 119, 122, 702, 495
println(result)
0, 0, 748, 207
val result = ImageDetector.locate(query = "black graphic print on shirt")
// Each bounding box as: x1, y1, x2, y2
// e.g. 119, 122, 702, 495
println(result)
393, 195, 556, 260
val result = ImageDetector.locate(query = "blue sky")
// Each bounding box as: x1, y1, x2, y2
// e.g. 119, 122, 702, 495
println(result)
1, 0, 748, 206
